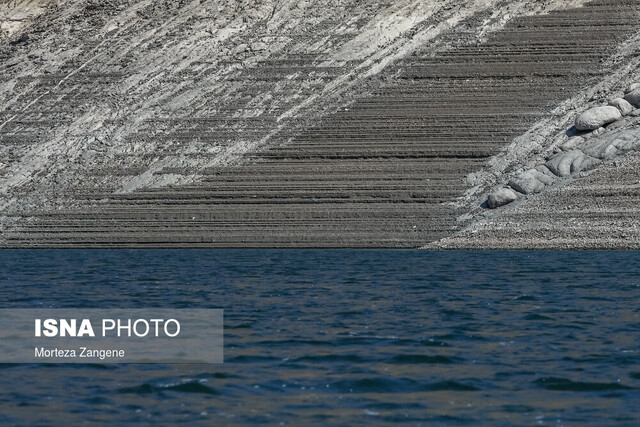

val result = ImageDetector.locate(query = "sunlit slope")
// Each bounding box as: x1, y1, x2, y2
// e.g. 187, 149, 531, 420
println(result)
1, 0, 638, 247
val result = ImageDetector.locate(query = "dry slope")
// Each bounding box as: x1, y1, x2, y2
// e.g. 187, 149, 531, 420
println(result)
1, 0, 638, 247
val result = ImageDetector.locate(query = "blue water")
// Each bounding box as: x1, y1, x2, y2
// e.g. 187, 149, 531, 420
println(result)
0, 250, 639, 426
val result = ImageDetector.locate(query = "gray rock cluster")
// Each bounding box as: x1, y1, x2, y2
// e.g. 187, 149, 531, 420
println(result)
486, 82, 640, 209
508, 167, 555, 194
545, 150, 599, 177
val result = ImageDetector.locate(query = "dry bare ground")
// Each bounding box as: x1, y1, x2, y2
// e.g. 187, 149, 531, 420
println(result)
1, 0, 638, 247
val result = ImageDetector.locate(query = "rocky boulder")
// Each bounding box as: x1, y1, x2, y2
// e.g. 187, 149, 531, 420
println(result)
609, 98, 634, 116
581, 128, 640, 159
624, 89, 640, 107
574, 106, 622, 131
508, 167, 555, 194
487, 187, 518, 209
545, 150, 599, 177
581, 139, 620, 160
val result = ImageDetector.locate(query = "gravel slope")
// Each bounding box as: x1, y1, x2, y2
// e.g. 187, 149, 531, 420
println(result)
1, 0, 638, 247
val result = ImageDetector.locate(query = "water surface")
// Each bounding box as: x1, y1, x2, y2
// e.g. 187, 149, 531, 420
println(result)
0, 250, 639, 425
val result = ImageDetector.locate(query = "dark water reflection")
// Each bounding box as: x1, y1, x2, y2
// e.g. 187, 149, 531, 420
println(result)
0, 250, 639, 425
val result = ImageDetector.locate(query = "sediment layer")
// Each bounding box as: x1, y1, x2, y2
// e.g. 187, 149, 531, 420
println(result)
1, 0, 639, 247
